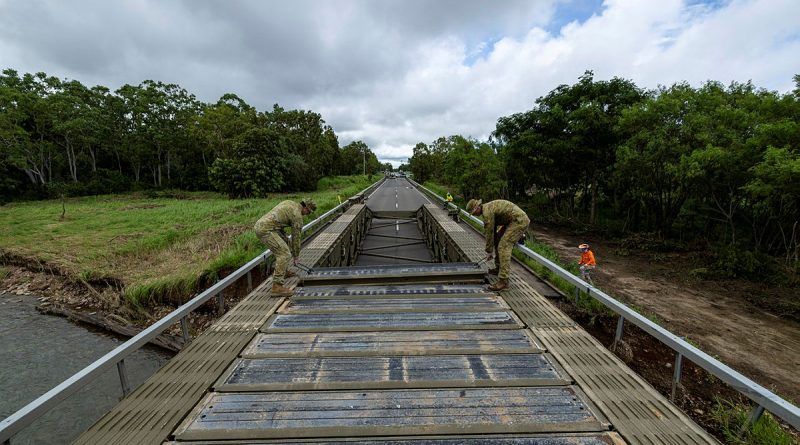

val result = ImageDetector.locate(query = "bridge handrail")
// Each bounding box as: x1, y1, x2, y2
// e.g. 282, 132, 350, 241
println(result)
410, 179, 800, 431
0, 177, 385, 443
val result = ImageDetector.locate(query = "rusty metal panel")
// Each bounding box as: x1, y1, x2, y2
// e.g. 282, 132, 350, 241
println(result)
214, 353, 570, 391
281, 296, 509, 314
295, 284, 493, 299
174, 386, 608, 441
261, 311, 524, 332
242, 330, 544, 358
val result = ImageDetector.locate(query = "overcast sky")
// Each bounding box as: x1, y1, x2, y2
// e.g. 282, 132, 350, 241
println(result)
1, 0, 798, 165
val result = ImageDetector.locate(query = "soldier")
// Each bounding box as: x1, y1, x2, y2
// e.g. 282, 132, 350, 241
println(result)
466, 198, 530, 291
254, 199, 316, 296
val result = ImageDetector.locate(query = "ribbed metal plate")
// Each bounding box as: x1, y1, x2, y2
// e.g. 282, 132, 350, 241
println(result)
295, 284, 493, 299
215, 354, 569, 391
306, 263, 481, 276
242, 330, 544, 357
281, 296, 509, 314
303, 263, 485, 285
261, 311, 524, 332
174, 387, 608, 440
165, 433, 627, 445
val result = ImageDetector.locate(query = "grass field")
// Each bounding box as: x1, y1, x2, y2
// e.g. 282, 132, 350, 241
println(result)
0, 175, 376, 305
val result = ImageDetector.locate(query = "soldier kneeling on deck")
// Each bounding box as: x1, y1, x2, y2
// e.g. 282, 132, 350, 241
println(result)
466, 198, 530, 292
254, 199, 316, 296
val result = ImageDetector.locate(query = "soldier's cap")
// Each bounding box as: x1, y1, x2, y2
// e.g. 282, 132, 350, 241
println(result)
466, 199, 482, 215
301, 199, 317, 212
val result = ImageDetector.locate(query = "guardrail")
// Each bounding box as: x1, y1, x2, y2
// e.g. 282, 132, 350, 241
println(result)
0, 177, 385, 444
410, 179, 800, 432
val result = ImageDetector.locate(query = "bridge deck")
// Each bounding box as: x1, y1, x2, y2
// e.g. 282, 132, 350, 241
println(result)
75, 178, 717, 445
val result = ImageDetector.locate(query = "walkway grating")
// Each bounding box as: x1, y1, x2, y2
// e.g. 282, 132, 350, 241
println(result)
173, 387, 610, 441
241, 330, 545, 358
213, 353, 570, 391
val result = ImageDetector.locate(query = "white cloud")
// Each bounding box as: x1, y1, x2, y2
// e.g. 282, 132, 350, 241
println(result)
1, 0, 797, 166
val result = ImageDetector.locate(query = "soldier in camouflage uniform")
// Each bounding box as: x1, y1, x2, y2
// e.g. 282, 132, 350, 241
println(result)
254, 199, 316, 296
466, 198, 530, 291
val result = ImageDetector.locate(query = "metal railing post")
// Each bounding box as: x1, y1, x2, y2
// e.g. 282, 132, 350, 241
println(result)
180, 317, 190, 344
216, 292, 224, 315
246, 271, 252, 292
116, 360, 131, 397
575, 286, 580, 305
671, 351, 684, 401
613, 316, 625, 350
739, 404, 765, 436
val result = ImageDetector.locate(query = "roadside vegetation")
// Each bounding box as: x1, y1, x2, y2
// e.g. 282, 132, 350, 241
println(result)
0, 69, 390, 203
0, 175, 374, 306
410, 71, 800, 319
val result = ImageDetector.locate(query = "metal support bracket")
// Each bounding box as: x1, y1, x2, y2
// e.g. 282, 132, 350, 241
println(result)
180, 317, 190, 344
739, 404, 765, 436
671, 351, 684, 402
216, 292, 224, 315
612, 316, 625, 350
117, 359, 131, 397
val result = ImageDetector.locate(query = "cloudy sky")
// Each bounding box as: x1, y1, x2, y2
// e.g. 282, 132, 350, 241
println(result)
1, 0, 798, 165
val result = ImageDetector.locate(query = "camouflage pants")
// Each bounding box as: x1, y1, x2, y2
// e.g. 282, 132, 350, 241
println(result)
493, 217, 530, 279
258, 231, 291, 285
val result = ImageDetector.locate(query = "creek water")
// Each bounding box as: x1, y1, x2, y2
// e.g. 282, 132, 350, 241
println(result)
0, 294, 174, 444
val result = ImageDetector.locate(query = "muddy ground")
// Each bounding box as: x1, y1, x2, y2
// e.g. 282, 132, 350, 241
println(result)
531, 225, 800, 404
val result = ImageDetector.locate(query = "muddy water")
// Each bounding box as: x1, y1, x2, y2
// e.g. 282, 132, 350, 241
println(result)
0, 295, 173, 445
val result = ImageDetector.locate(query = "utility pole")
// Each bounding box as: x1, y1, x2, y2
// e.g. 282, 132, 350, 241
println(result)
363, 147, 366, 176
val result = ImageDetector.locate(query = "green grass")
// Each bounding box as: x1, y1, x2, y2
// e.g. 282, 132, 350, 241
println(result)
0, 175, 375, 306
710, 399, 797, 445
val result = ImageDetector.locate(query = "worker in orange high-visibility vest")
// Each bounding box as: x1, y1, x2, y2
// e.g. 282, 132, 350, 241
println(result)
578, 243, 596, 284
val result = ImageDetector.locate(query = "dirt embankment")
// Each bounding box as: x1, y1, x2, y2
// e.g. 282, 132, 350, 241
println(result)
0, 258, 262, 352
531, 225, 800, 404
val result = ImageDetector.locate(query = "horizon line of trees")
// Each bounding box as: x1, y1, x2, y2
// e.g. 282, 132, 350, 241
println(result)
408, 71, 800, 280
0, 68, 389, 201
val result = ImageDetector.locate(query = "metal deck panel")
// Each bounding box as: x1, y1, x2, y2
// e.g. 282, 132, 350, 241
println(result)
214, 353, 570, 391
280, 296, 510, 314
242, 330, 544, 358
261, 311, 524, 332
302, 263, 485, 285
174, 387, 609, 441
165, 432, 627, 444
294, 284, 493, 299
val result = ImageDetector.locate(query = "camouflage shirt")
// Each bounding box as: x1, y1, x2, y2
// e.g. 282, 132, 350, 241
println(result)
254, 200, 303, 257
481, 200, 529, 253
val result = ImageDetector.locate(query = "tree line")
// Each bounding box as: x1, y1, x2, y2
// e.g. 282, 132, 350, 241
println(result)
407, 72, 800, 279
0, 69, 389, 201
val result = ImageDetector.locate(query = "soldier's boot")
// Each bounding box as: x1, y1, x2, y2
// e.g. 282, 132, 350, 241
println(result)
487, 267, 499, 275
284, 270, 297, 279
271, 283, 294, 297
488, 279, 508, 292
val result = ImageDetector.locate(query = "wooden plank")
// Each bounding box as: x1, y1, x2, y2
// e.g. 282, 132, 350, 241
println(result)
261, 311, 524, 332
242, 330, 544, 357
174, 387, 609, 441
214, 353, 570, 391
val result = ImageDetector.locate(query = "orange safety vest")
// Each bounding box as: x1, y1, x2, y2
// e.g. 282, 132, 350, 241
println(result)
579, 250, 596, 266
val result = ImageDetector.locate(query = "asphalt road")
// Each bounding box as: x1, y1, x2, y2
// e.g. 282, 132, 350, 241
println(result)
355, 178, 434, 266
